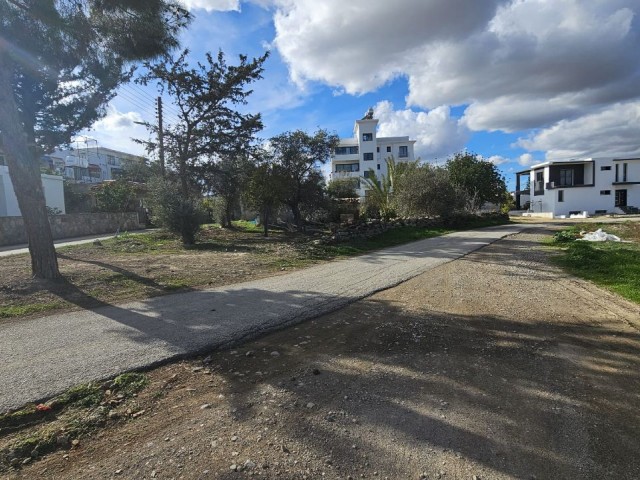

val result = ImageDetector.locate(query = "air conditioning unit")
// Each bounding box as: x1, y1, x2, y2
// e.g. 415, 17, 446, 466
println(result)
546, 181, 555, 189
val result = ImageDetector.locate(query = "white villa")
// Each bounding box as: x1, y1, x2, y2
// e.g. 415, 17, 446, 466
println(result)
330, 109, 416, 197
515, 157, 640, 218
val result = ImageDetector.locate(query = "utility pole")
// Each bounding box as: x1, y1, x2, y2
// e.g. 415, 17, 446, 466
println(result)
156, 96, 166, 177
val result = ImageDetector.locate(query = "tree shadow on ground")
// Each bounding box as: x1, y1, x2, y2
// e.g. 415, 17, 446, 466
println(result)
210, 298, 640, 480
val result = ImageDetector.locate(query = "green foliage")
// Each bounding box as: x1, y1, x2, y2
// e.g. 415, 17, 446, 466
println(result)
246, 162, 288, 236
327, 178, 359, 200
149, 178, 206, 245
94, 180, 140, 213
446, 152, 507, 211
268, 129, 340, 228
138, 49, 268, 198
199, 155, 255, 227
552, 229, 579, 243
361, 156, 413, 220
1, 1, 190, 152
115, 158, 159, 183
64, 181, 92, 213
394, 163, 464, 218
552, 241, 640, 304
112, 373, 148, 396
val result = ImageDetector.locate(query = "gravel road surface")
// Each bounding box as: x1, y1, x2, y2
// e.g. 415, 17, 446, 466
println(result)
6, 229, 639, 479
0, 224, 524, 413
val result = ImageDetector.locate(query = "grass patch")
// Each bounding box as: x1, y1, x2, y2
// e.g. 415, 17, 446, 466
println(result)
112, 372, 148, 396
0, 303, 63, 319
550, 224, 640, 304
231, 220, 261, 232
0, 373, 150, 470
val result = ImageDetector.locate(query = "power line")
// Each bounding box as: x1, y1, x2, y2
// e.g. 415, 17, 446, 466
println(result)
121, 83, 183, 119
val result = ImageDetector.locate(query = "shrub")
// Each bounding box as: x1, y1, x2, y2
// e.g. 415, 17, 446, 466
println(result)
148, 178, 206, 245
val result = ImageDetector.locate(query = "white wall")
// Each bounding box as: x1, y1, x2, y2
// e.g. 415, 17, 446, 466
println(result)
526, 158, 640, 216
0, 166, 66, 217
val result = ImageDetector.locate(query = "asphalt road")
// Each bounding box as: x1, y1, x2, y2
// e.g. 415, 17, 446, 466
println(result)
0, 224, 525, 413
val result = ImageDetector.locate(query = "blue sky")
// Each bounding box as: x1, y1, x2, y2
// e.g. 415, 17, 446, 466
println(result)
83, 0, 640, 190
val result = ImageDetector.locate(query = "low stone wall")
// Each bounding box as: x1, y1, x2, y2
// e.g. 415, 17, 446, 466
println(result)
318, 212, 508, 244
0, 212, 143, 247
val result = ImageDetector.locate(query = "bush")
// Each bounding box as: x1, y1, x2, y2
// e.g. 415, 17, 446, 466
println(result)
553, 229, 579, 243
148, 178, 206, 245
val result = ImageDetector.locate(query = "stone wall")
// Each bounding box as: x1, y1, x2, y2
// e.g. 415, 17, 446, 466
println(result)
318, 212, 508, 244
0, 212, 143, 247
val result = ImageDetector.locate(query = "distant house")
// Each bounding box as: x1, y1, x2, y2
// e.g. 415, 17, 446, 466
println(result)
515, 157, 640, 217
47, 146, 147, 184
330, 109, 416, 198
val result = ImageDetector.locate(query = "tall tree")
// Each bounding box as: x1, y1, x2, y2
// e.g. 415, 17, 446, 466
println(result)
269, 129, 339, 229
394, 164, 464, 218
0, 0, 190, 278
246, 160, 287, 237
199, 154, 255, 228
138, 49, 268, 198
446, 152, 507, 211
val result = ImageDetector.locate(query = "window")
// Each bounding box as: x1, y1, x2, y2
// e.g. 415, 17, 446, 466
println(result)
600, 190, 611, 195
364, 170, 375, 178
363, 152, 374, 161
376, 147, 380, 153
377, 164, 380, 170
399, 146, 408, 158
601, 166, 611, 171
335, 163, 359, 172
534, 171, 544, 195
623, 163, 628, 182
558, 190, 564, 202
559, 169, 574, 186
362, 133, 373, 141
334, 146, 358, 155
615, 189, 627, 207
386, 146, 391, 153
615, 164, 619, 182
0, 155, 5, 166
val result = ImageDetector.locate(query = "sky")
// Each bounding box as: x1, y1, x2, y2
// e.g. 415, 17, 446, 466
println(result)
81, 0, 640, 189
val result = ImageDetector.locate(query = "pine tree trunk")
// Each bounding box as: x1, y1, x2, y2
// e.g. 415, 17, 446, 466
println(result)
263, 207, 269, 237
0, 53, 60, 279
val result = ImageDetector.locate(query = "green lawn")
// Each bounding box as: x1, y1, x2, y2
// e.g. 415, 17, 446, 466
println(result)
550, 222, 640, 304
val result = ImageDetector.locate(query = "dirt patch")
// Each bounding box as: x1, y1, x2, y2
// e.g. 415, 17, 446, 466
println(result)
0, 227, 321, 321
3, 231, 640, 479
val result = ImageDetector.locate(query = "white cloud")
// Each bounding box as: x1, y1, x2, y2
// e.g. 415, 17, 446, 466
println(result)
518, 153, 536, 166
82, 106, 150, 156
271, 0, 640, 133
373, 101, 469, 161
517, 101, 640, 160
93, 106, 143, 131
486, 155, 509, 166
180, 0, 240, 12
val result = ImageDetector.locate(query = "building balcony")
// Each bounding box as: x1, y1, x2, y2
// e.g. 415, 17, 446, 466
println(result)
332, 153, 360, 162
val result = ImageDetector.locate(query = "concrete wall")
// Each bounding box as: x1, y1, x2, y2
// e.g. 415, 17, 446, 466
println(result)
0, 167, 65, 216
0, 212, 143, 247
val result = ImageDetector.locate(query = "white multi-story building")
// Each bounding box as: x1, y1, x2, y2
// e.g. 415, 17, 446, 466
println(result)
45, 145, 147, 184
515, 157, 640, 217
330, 110, 416, 197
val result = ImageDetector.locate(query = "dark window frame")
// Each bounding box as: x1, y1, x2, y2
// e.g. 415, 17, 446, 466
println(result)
363, 152, 374, 161
362, 133, 373, 141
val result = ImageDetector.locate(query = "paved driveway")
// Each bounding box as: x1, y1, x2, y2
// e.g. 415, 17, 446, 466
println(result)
0, 224, 525, 413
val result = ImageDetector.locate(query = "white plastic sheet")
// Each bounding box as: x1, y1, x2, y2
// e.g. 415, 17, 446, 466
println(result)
579, 228, 621, 242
